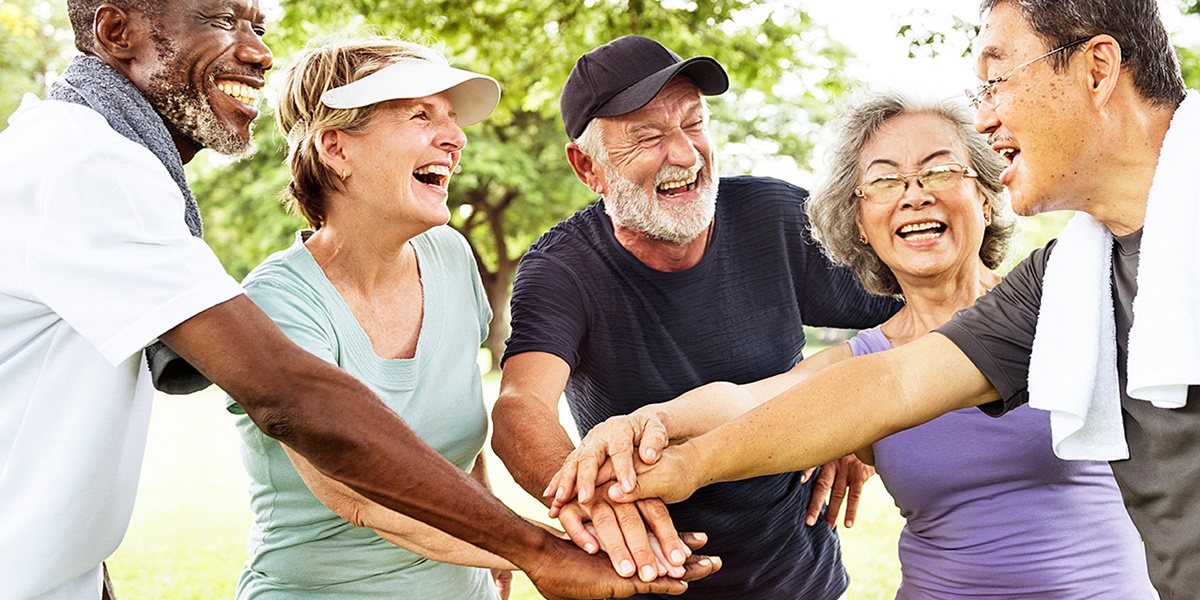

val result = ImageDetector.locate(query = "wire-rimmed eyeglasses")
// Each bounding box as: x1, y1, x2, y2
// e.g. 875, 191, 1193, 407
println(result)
965, 37, 1090, 110
854, 163, 979, 205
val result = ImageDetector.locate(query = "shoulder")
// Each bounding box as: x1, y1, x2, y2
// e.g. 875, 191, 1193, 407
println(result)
5, 98, 153, 167
528, 201, 606, 256
241, 237, 322, 305
718, 176, 809, 206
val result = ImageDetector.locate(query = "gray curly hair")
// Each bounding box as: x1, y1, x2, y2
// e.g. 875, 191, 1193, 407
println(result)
807, 90, 1016, 297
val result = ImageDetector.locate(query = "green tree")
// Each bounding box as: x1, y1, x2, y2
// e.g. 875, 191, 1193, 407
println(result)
0, 0, 71, 121
198, 0, 856, 370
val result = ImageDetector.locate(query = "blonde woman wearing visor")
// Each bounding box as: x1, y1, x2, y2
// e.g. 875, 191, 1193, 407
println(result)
548, 92, 1154, 598
222, 38, 512, 599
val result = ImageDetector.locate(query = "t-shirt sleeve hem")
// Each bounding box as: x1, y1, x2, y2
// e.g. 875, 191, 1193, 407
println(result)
97, 275, 244, 366
934, 325, 1026, 416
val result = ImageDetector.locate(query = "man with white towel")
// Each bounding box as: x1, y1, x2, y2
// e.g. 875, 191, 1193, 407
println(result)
595, 0, 1200, 597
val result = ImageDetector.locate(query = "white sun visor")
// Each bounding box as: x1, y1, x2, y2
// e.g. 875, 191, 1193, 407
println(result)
320, 59, 501, 126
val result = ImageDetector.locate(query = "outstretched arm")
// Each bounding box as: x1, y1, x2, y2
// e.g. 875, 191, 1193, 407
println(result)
608, 333, 998, 504
491, 352, 693, 582
283, 446, 517, 570
162, 296, 716, 598
548, 344, 854, 507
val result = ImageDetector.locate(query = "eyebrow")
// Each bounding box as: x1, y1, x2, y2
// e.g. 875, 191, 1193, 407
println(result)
865, 149, 957, 172
626, 99, 706, 136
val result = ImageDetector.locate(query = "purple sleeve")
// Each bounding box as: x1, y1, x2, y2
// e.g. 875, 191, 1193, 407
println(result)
502, 251, 590, 370
847, 326, 892, 356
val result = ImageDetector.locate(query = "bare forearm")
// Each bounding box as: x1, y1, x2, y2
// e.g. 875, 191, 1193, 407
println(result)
650, 345, 851, 440
686, 335, 995, 486
492, 394, 576, 503
161, 298, 551, 569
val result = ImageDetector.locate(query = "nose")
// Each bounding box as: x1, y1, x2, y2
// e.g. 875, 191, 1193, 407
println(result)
973, 101, 1000, 136
437, 118, 467, 153
900, 178, 935, 210
663, 129, 699, 168
236, 30, 274, 71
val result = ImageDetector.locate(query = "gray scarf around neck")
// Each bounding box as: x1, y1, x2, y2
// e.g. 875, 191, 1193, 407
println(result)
50, 55, 211, 394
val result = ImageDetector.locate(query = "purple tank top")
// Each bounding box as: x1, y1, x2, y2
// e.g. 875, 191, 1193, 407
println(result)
849, 327, 1154, 598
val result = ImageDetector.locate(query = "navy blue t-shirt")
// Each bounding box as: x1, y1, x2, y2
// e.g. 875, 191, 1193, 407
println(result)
505, 176, 899, 599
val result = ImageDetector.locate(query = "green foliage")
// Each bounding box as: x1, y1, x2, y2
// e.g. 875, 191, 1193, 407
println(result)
188, 124, 305, 279
194, 0, 855, 289
0, 0, 71, 121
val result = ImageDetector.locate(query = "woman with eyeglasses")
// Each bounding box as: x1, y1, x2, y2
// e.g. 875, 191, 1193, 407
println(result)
546, 91, 1154, 597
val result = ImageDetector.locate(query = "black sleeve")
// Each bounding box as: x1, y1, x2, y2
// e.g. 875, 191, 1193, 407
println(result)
502, 251, 589, 370
795, 196, 903, 329
937, 242, 1055, 416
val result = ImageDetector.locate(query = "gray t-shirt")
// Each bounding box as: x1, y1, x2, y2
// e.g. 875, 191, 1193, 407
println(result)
938, 231, 1200, 600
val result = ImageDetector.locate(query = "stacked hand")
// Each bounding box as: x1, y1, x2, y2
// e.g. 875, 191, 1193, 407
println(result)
546, 412, 873, 531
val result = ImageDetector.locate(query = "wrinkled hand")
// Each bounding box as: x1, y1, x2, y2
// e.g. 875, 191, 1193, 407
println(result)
802, 454, 874, 529
556, 481, 691, 581
546, 413, 670, 512
492, 569, 512, 600
606, 444, 704, 505
523, 535, 721, 600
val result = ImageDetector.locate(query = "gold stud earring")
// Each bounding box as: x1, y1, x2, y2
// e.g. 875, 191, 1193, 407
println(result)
858, 233, 869, 245
339, 169, 349, 181
983, 200, 992, 226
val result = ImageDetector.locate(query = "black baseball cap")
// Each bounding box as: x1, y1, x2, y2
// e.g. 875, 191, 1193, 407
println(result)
560, 35, 729, 140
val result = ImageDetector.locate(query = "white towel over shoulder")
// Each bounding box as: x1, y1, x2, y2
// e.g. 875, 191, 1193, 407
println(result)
1028, 89, 1200, 461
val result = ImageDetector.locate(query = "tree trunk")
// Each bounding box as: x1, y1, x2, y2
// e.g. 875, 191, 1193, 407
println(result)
482, 265, 515, 373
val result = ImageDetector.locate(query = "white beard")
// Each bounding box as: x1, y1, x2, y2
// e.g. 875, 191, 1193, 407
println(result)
601, 153, 718, 245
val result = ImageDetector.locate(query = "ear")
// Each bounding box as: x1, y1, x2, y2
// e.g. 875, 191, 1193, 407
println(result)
566, 142, 607, 195
853, 210, 868, 245
1081, 34, 1122, 109
92, 4, 141, 61
315, 129, 351, 180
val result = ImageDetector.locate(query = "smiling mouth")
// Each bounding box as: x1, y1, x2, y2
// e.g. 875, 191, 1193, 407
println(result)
216, 80, 259, 107
657, 172, 699, 197
414, 164, 451, 189
897, 221, 946, 241
998, 147, 1019, 165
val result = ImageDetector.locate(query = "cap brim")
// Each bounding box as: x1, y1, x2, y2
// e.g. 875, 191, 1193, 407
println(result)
592, 56, 728, 120
320, 59, 501, 127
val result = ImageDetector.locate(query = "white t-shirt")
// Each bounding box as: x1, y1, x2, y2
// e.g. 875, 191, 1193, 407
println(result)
0, 96, 243, 599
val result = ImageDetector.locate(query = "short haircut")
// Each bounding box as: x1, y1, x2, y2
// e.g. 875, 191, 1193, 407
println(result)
980, 0, 1186, 108
807, 90, 1016, 297
275, 37, 446, 229
67, 0, 157, 54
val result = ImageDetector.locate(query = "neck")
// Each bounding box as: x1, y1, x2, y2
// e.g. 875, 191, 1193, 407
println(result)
612, 220, 712, 272
883, 260, 1001, 346
305, 197, 424, 291
1077, 95, 1178, 236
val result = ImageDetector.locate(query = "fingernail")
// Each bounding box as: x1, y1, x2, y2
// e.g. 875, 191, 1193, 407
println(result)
806, 516, 816, 526
670, 549, 685, 564
712, 556, 722, 568
694, 532, 707, 543
698, 558, 710, 566
846, 519, 854, 528
640, 565, 656, 581
619, 560, 635, 577
623, 479, 635, 493
646, 448, 657, 460
800, 473, 809, 483
542, 485, 553, 497
584, 543, 597, 554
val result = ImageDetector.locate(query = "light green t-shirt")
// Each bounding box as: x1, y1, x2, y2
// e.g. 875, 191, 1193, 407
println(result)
229, 226, 497, 600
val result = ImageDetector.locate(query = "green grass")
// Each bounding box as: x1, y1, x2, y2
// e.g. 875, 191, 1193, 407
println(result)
108, 370, 902, 599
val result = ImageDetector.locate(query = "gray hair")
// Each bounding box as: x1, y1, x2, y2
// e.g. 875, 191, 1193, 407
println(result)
807, 90, 1016, 297
980, 0, 1185, 108
573, 117, 609, 163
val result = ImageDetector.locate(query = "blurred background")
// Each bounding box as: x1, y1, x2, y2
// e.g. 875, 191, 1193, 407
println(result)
4, 0, 1198, 597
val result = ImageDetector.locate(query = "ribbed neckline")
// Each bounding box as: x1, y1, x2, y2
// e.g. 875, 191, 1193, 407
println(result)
289, 230, 442, 388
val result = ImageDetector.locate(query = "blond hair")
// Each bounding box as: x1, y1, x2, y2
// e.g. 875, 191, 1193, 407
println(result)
276, 38, 447, 228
